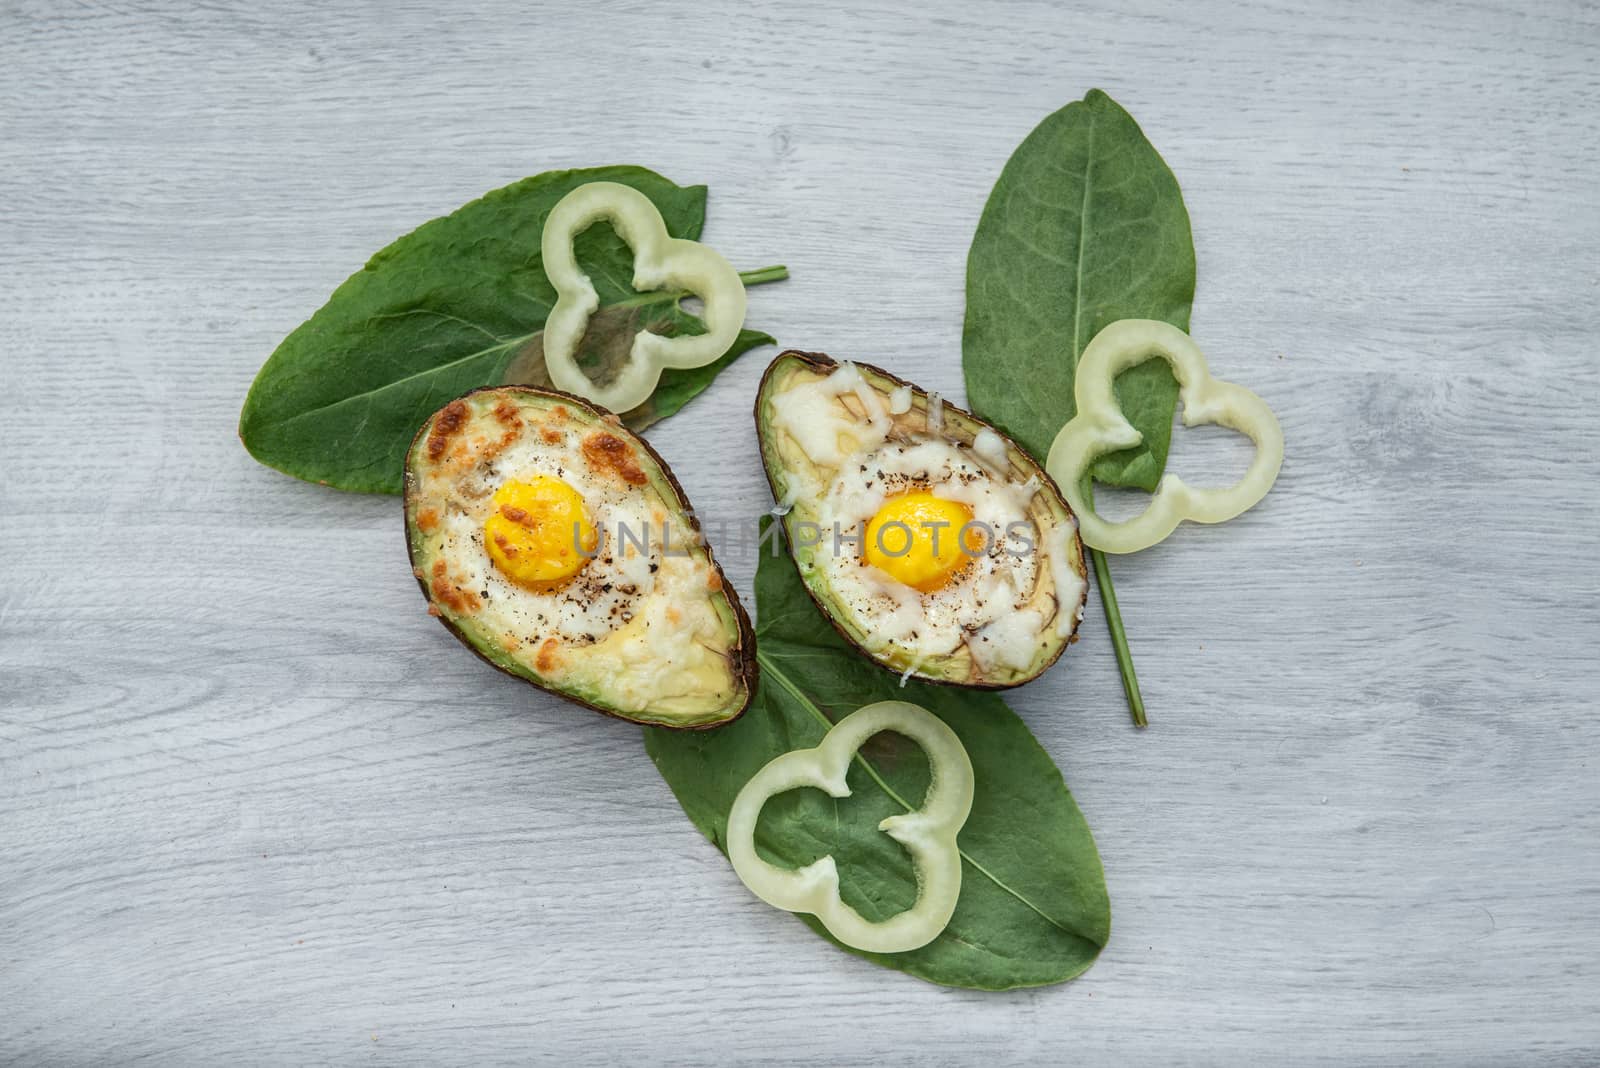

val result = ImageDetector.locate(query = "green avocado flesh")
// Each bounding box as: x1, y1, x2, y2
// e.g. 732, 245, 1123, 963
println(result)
404, 387, 756, 729
754, 351, 1087, 689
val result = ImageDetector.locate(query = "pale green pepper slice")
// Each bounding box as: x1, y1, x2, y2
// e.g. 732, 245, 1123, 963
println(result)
727, 700, 975, 954
540, 181, 748, 413
1046, 319, 1284, 554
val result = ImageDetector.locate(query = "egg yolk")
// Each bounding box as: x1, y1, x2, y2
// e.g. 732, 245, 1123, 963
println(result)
862, 491, 981, 592
484, 477, 598, 591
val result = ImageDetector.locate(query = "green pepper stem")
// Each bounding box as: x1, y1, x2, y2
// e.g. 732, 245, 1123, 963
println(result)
738, 264, 789, 287
612, 264, 789, 310
1090, 546, 1147, 729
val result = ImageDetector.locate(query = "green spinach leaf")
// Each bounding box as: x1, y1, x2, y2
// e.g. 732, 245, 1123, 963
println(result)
645, 520, 1110, 990
239, 166, 782, 493
963, 89, 1195, 491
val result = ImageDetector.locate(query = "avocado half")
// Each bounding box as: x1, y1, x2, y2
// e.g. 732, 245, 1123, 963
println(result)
755, 351, 1087, 689
404, 386, 757, 729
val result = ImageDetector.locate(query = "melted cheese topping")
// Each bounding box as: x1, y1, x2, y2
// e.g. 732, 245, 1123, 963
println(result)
768, 362, 892, 468
1046, 520, 1088, 636
766, 361, 1085, 681
413, 398, 739, 718
971, 427, 1009, 470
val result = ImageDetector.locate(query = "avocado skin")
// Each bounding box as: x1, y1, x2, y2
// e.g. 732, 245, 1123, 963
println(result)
404, 385, 758, 730
754, 350, 1086, 691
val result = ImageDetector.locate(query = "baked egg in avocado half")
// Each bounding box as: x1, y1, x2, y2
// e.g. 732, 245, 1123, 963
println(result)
405, 386, 756, 729
755, 351, 1087, 689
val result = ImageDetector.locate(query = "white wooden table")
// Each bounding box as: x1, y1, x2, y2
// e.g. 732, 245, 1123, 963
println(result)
3, 2, 1597, 1063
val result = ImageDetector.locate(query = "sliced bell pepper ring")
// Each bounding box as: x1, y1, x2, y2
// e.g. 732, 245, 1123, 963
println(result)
540, 181, 748, 413
726, 700, 975, 954
1046, 319, 1284, 554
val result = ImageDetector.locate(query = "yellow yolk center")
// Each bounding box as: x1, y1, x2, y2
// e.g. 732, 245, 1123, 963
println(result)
862, 491, 979, 593
484, 477, 598, 591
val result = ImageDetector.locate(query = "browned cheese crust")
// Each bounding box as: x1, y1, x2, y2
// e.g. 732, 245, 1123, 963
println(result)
404, 385, 759, 729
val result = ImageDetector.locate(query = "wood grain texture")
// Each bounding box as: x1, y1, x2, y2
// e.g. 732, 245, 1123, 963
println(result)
2, 0, 1598, 1063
